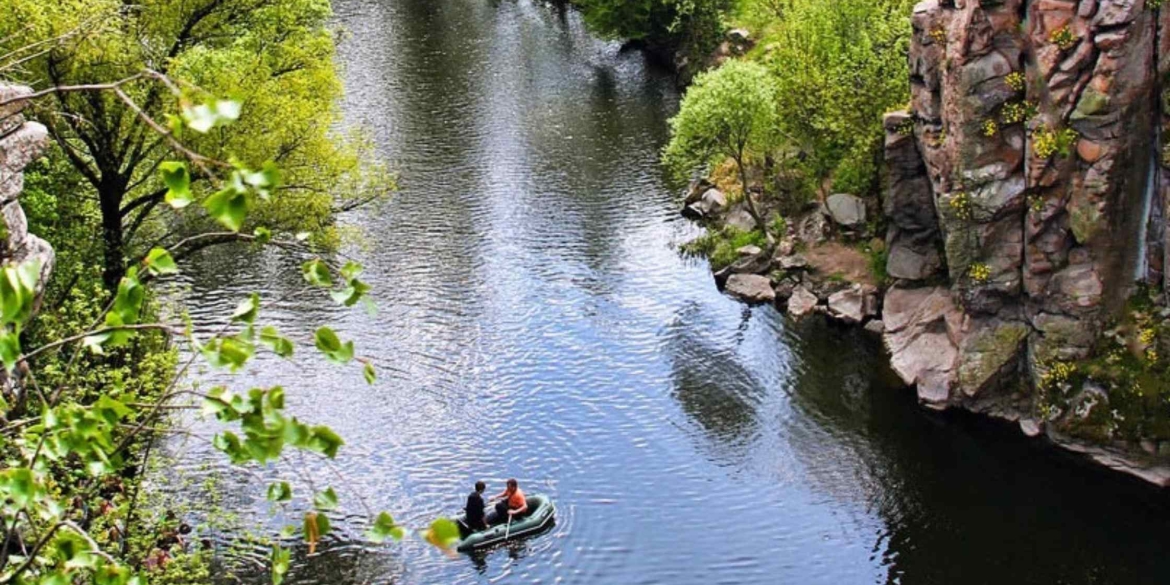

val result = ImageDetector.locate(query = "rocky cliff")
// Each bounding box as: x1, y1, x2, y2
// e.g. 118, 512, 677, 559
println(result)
882, 0, 1170, 484
0, 84, 55, 414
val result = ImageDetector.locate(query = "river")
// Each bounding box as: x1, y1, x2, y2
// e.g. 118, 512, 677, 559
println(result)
154, 1, 1170, 583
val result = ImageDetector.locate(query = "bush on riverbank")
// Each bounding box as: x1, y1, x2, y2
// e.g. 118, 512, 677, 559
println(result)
681, 227, 767, 270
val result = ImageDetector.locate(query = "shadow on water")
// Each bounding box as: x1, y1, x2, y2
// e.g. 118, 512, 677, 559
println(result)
778, 316, 1170, 585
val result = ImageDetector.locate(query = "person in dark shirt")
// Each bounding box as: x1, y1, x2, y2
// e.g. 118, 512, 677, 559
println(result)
464, 481, 487, 532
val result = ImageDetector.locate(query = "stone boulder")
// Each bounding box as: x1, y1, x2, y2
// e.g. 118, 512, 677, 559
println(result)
682, 188, 727, 220
725, 248, 771, 275
723, 205, 757, 232
827, 284, 879, 324
882, 287, 962, 409
787, 286, 819, 318
825, 193, 867, 229
774, 253, 809, 271
724, 274, 775, 304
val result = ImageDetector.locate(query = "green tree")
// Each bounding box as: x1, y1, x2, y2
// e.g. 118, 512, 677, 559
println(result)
576, 0, 729, 61
762, 0, 912, 196
663, 59, 778, 231
0, 0, 391, 290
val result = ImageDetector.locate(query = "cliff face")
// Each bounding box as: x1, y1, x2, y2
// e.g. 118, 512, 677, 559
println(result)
882, 0, 1170, 482
0, 84, 55, 413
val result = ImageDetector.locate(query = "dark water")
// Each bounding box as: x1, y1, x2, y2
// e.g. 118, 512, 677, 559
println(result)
154, 1, 1170, 583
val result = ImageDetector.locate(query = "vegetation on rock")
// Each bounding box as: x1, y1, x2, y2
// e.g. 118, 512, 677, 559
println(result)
1038, 289, 1170, 445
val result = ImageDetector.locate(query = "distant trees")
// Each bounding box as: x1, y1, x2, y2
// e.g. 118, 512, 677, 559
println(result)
576, 0, 730, 59
761, 0, 913, 197
663, 60, 779, 232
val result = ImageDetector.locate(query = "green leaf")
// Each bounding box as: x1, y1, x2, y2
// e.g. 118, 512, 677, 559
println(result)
82, 332, 111, 354
182, 100, 241, 133
0, 331, 20, 373
366, 512, 405, 543
111, 268, 145, 324
159, 162, 193, 209
271, 544, 290, 585
200, 336, 255, 371
202, 387, 236, 420
302, 260, 332, 287
267, 481, 292, 502
266, 386, 285, 410
0, 468, 40, 509
203, 186, 250, 232
259, 326, 294, 358
330, 279, 371, 307
215, 99, 242, 123
0, 260, 39, 326
363, 362, 376, 385
182, 103, 217, 133
231, 293, 260, 324
213, 431, 248, 464
143, 248, 178, 275
254, 226, 272, 244
306, 425, 343, 458
316, 511, 332, 536
425, 518, 461, 549
94, 396, 131, 423
243, 162, 280, 200
340, 261, 363, 281
313, 487, 339, 511
314, 327, 353, 364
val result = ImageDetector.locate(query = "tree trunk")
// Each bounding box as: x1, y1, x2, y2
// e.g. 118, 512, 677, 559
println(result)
98, 177, 128, 291
735, 152, 766, 233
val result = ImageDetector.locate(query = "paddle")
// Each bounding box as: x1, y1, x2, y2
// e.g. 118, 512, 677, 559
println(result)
504, 513, 512, 540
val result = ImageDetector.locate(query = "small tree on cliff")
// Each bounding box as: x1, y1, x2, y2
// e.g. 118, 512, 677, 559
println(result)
663, 60, 779, 233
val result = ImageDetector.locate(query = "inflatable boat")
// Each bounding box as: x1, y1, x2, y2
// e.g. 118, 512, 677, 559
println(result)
454, 493, 556, 552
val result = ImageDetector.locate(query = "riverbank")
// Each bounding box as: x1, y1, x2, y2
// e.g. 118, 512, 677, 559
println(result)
667, 0, 1170, 487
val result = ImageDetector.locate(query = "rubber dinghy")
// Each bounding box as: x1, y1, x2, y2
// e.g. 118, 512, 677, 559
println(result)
454, 493, 556, 552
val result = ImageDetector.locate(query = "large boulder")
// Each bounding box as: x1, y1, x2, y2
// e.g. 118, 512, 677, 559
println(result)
682, 188, 727, 220
882, 287, 962, 409
827, 284, 879, 324
786, 286, 819, 318
886, 243, 942, 281
723, 205, 757, 232
723, 274, 775, 304
725, 247, 771, 275
825, 193, 867, 229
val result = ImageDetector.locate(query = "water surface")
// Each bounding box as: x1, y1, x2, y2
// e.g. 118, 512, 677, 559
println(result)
158, 1, 1170, 583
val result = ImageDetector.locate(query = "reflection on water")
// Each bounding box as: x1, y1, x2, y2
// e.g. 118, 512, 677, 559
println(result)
149, 1, 1170, 584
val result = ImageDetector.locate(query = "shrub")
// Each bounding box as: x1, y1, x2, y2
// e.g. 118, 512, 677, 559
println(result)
947, 191, 972, 221
968, 262, 991, 283
1000, 101, 1037, 125
681, 227, 768, 270
1005, 71, 1026, 93
1033, 125, 1078, 159
1049, 26, 1077, 51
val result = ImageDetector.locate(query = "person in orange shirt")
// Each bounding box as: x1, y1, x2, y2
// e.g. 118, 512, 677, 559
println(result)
486, 478, 527, 526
